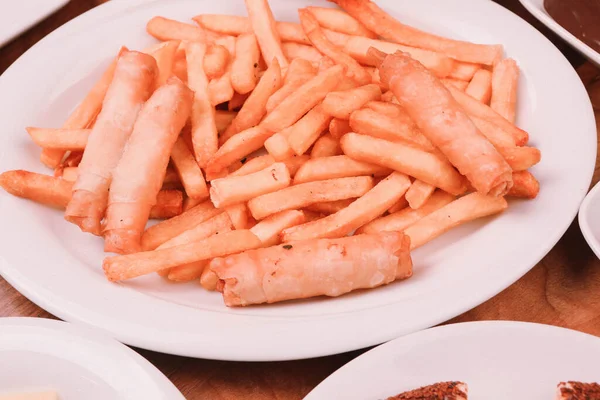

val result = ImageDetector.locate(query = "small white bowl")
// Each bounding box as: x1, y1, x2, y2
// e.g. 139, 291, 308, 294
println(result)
579, 181, 600, 259
519, 0, 600, 67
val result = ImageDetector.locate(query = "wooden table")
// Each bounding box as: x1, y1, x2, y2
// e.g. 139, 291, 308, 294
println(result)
1, 1, 598, 399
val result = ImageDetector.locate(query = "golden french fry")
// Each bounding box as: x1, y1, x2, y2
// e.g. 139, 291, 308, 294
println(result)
322, 84, 382, 119
264, 132, 295, 161
508, 171, 540, 199
149, 190, 184, 219
170, 136, 209, 200
466, 69, 493, 104
204, 44, 230, 80
286, 104, 332, 156
404, 179, 436, 210
230, 33, 261, 94
245, 0, 288, 68
305, 6, 376, 38
225, 203, 251, 229
250, 210, 305, 246
304, 199, 354, 214
491, 58, 519, 123
147, 40, 180, 88
147, 17, 207, 42
294, 155, 390, 184
266, 58, 317, 113
200, 263, 220, 291
207, 126, 273, 173
282, 42, 322, 64
449, 62, 481, 81
329, 118, 352, 139
388, 196, 409, 214
61, 167, 78, 182
0, 170, 72, 209
229, 155, 276, 178
441, 78, 469, 91
27, 128, 89, 151
498, 146, 541, 172
311, 134, 342, 158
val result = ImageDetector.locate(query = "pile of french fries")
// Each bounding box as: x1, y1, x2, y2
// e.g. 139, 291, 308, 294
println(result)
0, 0, 541, 307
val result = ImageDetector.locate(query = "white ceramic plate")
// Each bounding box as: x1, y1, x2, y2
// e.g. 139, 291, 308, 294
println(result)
0, 317, 183, 400
0, 0, 69, 48
306, 321, 600, 399
0, 0, 595, 361
519, 0, 600, 67
578, 181, 600, 259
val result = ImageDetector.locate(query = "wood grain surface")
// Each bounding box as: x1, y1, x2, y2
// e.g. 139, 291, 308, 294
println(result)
0, 1, 598, 399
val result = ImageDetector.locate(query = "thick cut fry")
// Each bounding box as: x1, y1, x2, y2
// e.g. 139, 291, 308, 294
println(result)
466, 69, 492, 104
215, 110, 237, 133
185, 41, 219, 168
41, 47, 128, 168
230, 155, 276, 177
282, 42, 322, 64
266, 58, 317, 113
404, 192, 508, 249
204, 44, 230, 80
498, 146, 541, 172
508, 171, 540, 199
65, 51, 157, 235
0, 170, 72, 209
167, 262, 209, 282
491, 58, 519, 123
250, 210, 305, 246
27, 128, 89, 151
104, 230, 262, 281
264, 132, 295, 161
248, 176, 374, 220
311, 134, 342, 158
349, 108, 434, 151
330, 0, 502, 65
221, 58, 282, 143
405, 180, 436, 210
283, 155, 310, 177
299, 9, 370, 85
104, 78, 193, 254
212, 231, 412, 306
286, 104, 332, 156
149, 190, 184, 220
262, 65, 345, 133
210, 163, 291, 208
441, 78, 469, 91
170, 137, 209, 200
449, 62, 481, 81
206, 126, 273, 173
304, 199, 354, 214
141, 200, 221, 251
225, 203, 250, 229
208, 40, 235, 106
341, 133, 466, 196
245, 0, 288, 69
294, 155, 389, 184
358, 190, 454, 234
329, 118, 351, 139
148, 40, 180, 88
281, 172, 411, 242
445, 84, 528, 146
380, 53, 512, 196
322, 84, 381, 119
230, 34, 261, 94
306, 6, 376, 38
147, 17, 207, 42
470, 116, 517, 148
61, 167, 78, 182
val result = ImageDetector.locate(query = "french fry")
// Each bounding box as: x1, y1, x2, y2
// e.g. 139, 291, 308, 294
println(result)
27, 128, 89, 151
204, 44, 230, 80
158, 212, 233, 249
185, 41, 219, 168
299, 9, 370, 85
248, 176, 374, 220
365, 66, 385, 90
470, 115, 517, 148
441, 78, 469, 91
491, 58, 519, 123
341, 133, 467, 196
210, 162, 291, 208
330, 0, 502, 65
0, 170, 72, 209
311, 134, 342, 158
283, 155, 310, 177
167, 262, 209, 282
305, 6, 376, 38
329, 118, 351, 139
387, 196, 409, 214
304, 199, 354, 214
230, 33, 261, 94
141, 200, 221, 250
266, 58, 317, 113
404, 192, 508, 249
245, 0, 288, 69
508, 170, 539, 199
215, 110, 237, 133
250, 210, 305, 246
229, 155, 276, 177
225, 203, 251, 229
149, 190, 184, 220
104, 230, 263, 281
200, 264, 220, 290
183, 196, 203, 212
147, 40, 180, 88
207, 37, 236, 106
282, 42, 322, 64
228, 92, 250, 111
221, 58, 282, 143
264, 132, 295, 161
445, 84, 528, 146
285, 104, 332, 156
147, 17, 207, 42
206, 126, 273, 173
362, 100, 401, 116
61, 167, 78, 182
404, 179, 436, 210
170, 136, 209, 200
294, 155, 389, 184
322, 84, 382, 119
281, 172, 411, 241
465, 69, 492, 104
449, 62, 481, 81
358, 190, 454, 234
172, 55, 188, 82
40, 46, 128, 169
205, 168, 229, 182
498, 146, 541, 171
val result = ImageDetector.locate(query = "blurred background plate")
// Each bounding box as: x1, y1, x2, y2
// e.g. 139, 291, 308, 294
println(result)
0, 1, 69, 48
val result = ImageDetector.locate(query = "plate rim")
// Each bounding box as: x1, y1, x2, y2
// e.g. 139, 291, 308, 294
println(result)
0, 0, 596, 361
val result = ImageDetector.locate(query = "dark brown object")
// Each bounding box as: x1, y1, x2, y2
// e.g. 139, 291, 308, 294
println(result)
0, 1, 598, 399
545, 0, 600, 53
557, 381, 600, 399
388, 381, 467, 400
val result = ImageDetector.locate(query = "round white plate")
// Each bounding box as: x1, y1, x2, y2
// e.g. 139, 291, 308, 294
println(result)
579, 181, 600, 259
0, 317, 183, 400
0, 0, 595, 361
306, 321, 600, 399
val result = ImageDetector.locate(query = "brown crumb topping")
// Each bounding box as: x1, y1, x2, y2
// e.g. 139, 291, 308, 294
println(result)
558, 381, 600, 399
388, 381, 467, 400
